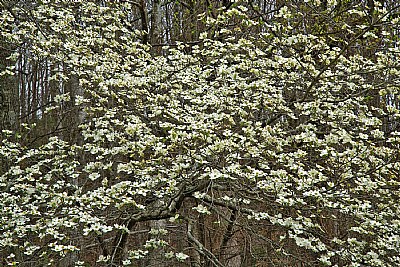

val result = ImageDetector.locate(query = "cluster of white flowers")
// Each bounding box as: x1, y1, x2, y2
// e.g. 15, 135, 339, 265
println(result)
1, 1, 400, 266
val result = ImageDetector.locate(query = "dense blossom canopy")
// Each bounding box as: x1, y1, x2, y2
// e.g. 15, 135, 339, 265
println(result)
1, 0, 400, 266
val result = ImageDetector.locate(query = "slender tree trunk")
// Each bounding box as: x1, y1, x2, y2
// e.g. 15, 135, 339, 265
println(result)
0, 40, 17, 132
139, 0, 149, 44
150, 0, 162, 54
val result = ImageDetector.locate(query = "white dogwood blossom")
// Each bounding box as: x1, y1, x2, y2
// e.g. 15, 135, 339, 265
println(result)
1, 0, 400, 266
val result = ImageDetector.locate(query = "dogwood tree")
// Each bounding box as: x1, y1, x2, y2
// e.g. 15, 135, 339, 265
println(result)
1, 0, 400, 266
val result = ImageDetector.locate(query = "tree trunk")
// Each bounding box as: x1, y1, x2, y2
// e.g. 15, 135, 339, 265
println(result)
0, 40, 18, 132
